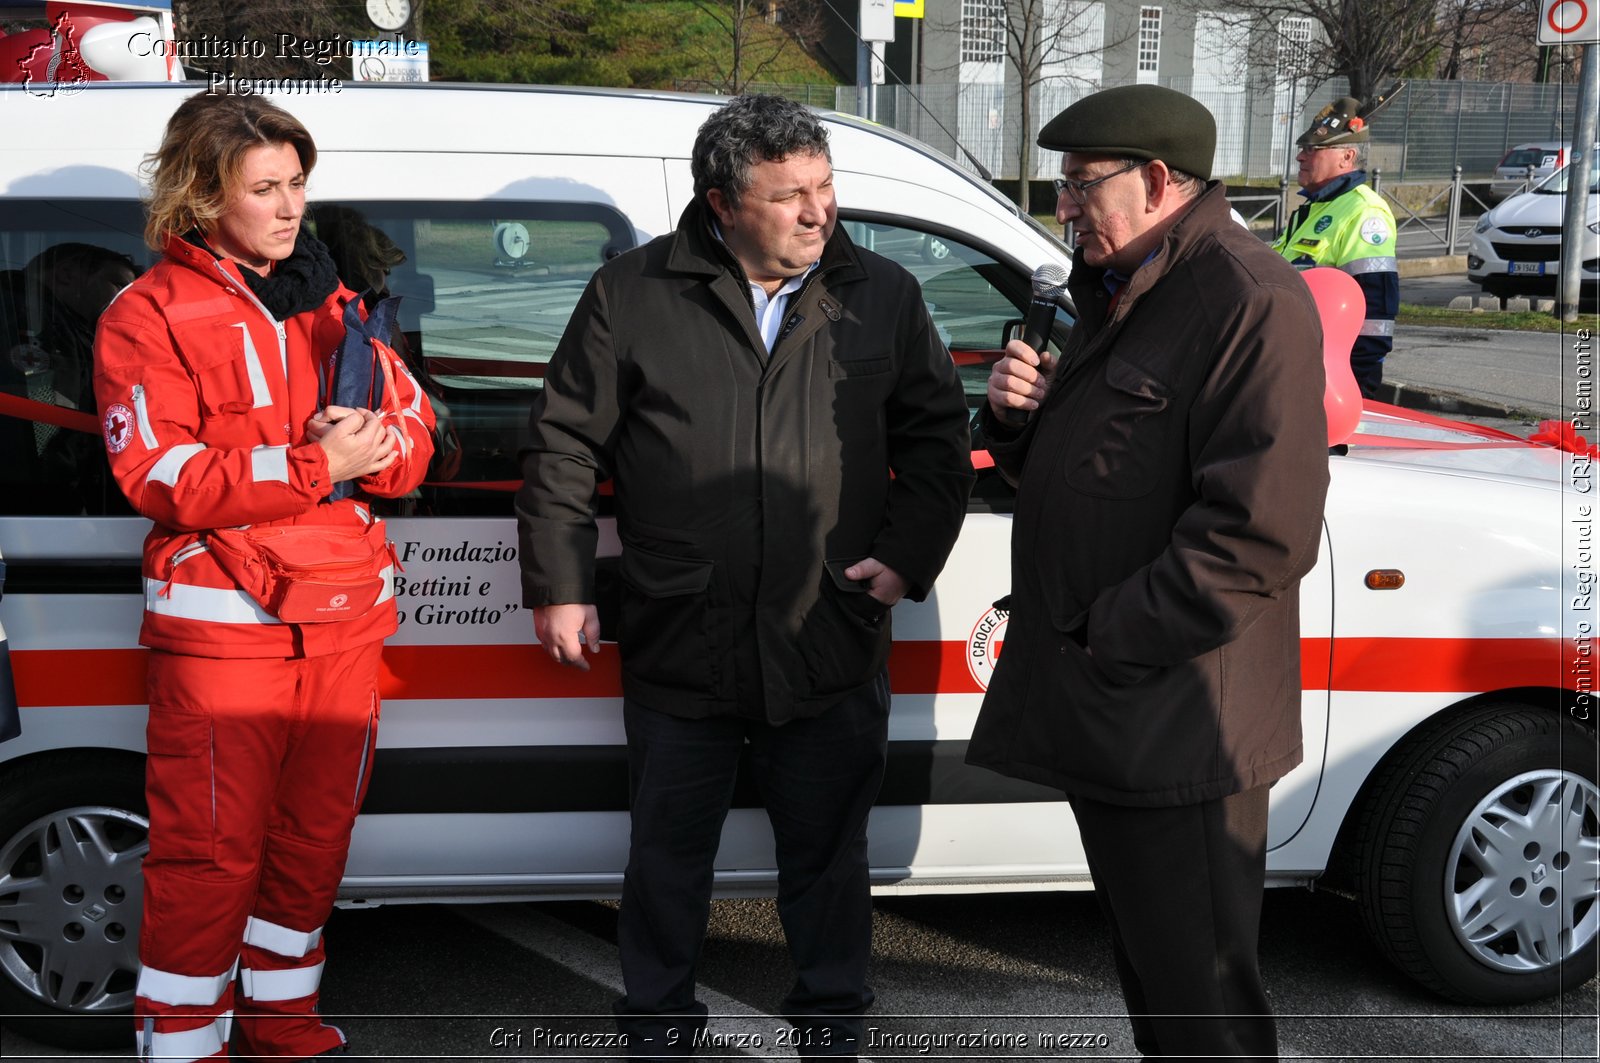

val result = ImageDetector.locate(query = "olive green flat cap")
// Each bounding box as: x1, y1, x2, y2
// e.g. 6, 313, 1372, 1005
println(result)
1037, 84, 1216, 181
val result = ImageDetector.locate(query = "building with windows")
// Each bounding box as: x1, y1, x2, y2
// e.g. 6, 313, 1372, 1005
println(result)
887, 1, 1335, 183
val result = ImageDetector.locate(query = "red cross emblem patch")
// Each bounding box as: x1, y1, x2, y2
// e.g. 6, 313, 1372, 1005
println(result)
103, 403, 134, 453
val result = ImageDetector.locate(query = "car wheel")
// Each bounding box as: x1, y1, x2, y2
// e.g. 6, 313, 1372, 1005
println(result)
1352, 704, 1598, 1004
0, 753, 147, 1048
920, 234, 952, 264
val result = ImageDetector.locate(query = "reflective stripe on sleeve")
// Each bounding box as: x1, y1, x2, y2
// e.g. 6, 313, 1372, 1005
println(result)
1359, 319, 1396, 337
145, 1012, 231, 1061
239, 960, 324, 1002
146, 443, 206, 489
250, 445, 289, 484
131, 383, 159, 449
1342, 256, 1398, 276
146, 579, 281, 625
135, 961, 234, 1006
385, 422, 410, 457
243, 916, 323, 958
233, 323, 273, 409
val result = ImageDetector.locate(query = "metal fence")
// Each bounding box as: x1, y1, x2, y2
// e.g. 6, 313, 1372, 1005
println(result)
835, 77, 1587, 186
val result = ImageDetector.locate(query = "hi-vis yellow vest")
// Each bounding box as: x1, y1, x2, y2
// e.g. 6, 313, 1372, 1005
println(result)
1272, 183, 1396, 277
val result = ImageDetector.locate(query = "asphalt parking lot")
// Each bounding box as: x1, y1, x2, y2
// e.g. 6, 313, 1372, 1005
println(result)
4, 889, 1596, 1062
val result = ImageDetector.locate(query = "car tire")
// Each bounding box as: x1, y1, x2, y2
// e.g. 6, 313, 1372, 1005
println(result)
1351, 704, 1598, 1004
920, 234, 952, 264
0, 752, 148, 1048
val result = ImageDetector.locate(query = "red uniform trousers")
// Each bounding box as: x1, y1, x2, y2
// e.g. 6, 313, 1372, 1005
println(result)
134, 642, 382, 1062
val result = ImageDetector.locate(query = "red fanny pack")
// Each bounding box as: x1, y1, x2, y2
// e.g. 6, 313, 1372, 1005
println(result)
206, 521, 392, 624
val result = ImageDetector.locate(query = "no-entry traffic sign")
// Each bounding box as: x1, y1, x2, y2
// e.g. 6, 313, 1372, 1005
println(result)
1539, 0, 1599, 45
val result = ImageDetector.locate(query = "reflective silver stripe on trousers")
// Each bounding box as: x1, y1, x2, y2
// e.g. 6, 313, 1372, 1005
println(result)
232, 322, 274, 408
147, 443, 207, 489
145, 578, 281, 625
1358, 319, 1396, 337
143, 1012, 232, 1061
1341, 256, 1398, 276
243, 915, 323, 958
135, 961, 235, 1006
239, 960, 325, 1002
250, 444, 290, 483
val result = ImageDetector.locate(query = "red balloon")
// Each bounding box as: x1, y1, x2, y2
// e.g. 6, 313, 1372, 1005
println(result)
1301, 266, 1364, 446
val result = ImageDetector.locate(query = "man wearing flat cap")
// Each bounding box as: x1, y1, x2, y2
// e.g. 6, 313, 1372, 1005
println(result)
967, 84, 1329, 1061
1273, 94, 1400, 398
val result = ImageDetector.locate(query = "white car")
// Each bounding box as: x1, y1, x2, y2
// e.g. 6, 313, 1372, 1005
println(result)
0, 83, 1594, 1049
1488, 140, 1571, 202
1469, 154, 1600, 294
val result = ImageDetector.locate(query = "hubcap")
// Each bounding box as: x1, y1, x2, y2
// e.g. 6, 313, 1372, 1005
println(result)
0, 806, 148, 1013
1447, 770, 1600, 974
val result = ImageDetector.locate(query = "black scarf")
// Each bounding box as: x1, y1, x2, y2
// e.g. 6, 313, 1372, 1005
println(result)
193, 224, 340, 320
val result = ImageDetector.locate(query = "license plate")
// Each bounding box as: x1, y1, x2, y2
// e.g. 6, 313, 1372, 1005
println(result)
1507, 262, 1546, 276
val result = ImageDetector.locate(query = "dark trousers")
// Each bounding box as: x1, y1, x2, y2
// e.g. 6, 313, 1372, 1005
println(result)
1070, 785, 1278, 1062
614, 673, 890, 1058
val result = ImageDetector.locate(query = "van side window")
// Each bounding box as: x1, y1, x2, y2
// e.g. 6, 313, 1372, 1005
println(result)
0, 200, 635, 520
0, 201, 150, 516
311, 201, 635, 516
840, 217, 1051, 513
840, 218, 1046, 409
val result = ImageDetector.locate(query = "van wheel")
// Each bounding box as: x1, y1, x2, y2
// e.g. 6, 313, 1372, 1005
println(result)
0, 754, 147, 1049
1351, 704, 1599, 1003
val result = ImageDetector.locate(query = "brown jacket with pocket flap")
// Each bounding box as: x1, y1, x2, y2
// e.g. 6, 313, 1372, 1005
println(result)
967, 183, 1330, 807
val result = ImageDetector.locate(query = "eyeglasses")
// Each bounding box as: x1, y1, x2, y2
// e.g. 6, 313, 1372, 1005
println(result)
1052, 161, 1144, 205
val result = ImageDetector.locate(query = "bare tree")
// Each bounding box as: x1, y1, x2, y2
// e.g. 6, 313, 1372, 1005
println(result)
923, 2, 1132, 212
677, 0, 826, 94
1001, 1, 1133, 213
1175, 0, 1537, 101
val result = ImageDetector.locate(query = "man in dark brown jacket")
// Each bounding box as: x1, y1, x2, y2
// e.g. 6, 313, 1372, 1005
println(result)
967, 85, 1329, 1061
517, 94, 972, 1057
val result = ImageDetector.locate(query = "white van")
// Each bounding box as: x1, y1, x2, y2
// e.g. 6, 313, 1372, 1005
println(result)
0, 82, 1593, 1047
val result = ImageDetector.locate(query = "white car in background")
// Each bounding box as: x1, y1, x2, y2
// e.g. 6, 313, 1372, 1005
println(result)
1488, 141, 1571, 202
0, 82, 1594, 1050
1469, 153, 1600, 295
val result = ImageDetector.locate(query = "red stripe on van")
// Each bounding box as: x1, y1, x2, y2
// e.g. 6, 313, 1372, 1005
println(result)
12, 648, 149, 707
5, 637, 1566, 708
379, 644, 623, 699
1318, 636, 1564, 693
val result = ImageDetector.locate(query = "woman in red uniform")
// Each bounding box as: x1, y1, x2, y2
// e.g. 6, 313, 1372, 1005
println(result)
94, 91, 434, 1062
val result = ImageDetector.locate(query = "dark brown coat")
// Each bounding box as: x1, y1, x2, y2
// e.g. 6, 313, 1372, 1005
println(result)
966, 184, 1329, 806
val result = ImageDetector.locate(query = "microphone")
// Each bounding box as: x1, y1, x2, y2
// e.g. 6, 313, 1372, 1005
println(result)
1022, 263, 1069, 352
1000, 264, 1069, 425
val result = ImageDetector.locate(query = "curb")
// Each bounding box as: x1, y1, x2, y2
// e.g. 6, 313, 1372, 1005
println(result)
1377, 380, 1548, 422
1397, 255, 1467, 278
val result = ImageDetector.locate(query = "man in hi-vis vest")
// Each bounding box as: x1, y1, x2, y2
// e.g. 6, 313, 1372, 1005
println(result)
1273, 88, 1402, 399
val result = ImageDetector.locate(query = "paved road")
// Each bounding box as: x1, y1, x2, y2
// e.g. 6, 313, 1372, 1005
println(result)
1352, 272, 1589, 423
1387, 325, 1573, 419
5, 890, 1596, 1062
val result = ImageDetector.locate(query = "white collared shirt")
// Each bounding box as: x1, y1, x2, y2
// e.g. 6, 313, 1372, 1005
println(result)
714, 222, 818, 355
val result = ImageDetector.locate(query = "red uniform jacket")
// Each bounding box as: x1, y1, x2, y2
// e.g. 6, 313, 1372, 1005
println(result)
94, 235, 435, 658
